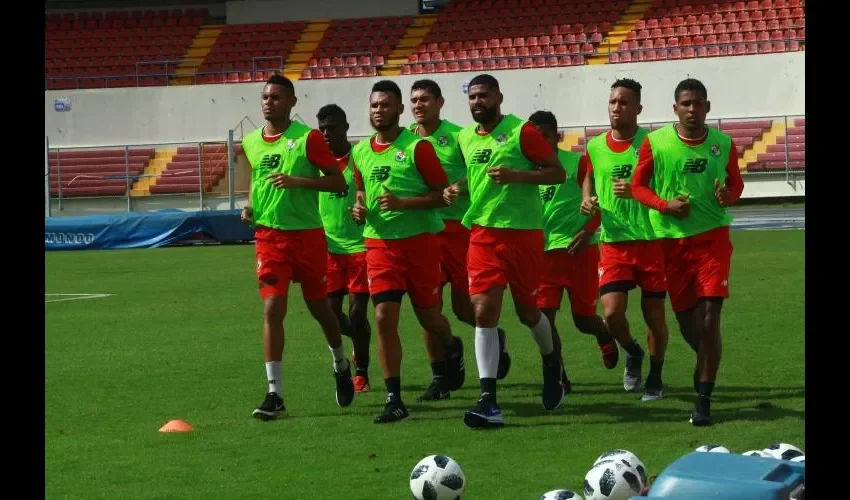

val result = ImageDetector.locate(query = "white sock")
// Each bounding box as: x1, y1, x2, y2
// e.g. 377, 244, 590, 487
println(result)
330, 344, 348, 373
265, 361, 282, 395
530, 313, 555, 356
475, 327, 500, 379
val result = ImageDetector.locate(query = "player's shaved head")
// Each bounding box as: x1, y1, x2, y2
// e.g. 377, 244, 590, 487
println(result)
529, 110, 560, 151
673, 78, 711, 133
675, 78, 708, 102
612, 78, 642, 103
467, 74, 503, 126
608, 79, 643, 134
262, 74, 296, 122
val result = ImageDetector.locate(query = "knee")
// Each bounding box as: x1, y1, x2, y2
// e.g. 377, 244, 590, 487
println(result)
572, 315, 596, 334
641, 306, 667, 331
417, 309, 446, 333
515, 306, 539, 327
263, 300, 286, 324
374, 309, 395, 331
603, 309, 624, 325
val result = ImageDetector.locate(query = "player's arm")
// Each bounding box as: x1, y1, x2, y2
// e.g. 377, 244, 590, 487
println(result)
715, 142, 745, 207
577, 157, 601, 232
491, 122, 566, 185
379, 141, 449, 210
631, 138, 689, 218
267, 131, 346, 192
241, 147, 254, 225
351, 162, 367, 225
580, 153, 599, 216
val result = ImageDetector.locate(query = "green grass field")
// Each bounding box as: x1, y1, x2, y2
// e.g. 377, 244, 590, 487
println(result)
45, 229, 805, 499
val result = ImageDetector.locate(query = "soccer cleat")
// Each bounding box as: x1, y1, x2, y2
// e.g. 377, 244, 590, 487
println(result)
444, 336, 466, 392
334, 360, 355, 407
463, 394, 504, 429
689, 396, 712, 426
623, 348, 644, 392
252, 392, 287, 421
542, 359, 565, 410
599, 342, 620, 369
496, 328, 512, 380
642, 376, 664, 401
374, 396, 410, 424
353, 374, 370, 393
417, 378, 451, 401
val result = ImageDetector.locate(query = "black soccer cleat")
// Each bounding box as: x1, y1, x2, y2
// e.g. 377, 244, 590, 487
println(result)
496, 328, 512, 380
418, 378, 451, 401
334, 360, 355, 408
444, 336, 466, 392
374, 396, 410, 424
252, 392, 287, 421
689, 396, 713, 426
542, 359, 565, 410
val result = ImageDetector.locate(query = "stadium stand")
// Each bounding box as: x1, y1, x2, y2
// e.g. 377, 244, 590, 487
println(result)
611, 0, 805, 63
44, 0, 805, 89
48, 147, 154, 197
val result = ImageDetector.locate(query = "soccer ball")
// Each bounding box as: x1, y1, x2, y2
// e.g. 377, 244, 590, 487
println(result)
409, 455, 466, 500
593, 449, 648, 490
695, 444, 731, 453
583, 459, 642, 500
742, 450, 771, 457
791, 455, 805, 464
541, 490, 584, 500
763, 443, 804, 461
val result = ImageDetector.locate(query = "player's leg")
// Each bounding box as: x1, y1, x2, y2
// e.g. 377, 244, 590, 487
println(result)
418, 283, 454, 402
372, 295, 409, 423
348, 292, 372, 392
664, 237, 701, 388
326, 253, 351, 337
346, 251, 372, 393
568, 244, 618, 370
537, 249, 570, 391
634, 240, 670, 401
409, 233, 465, 395
463, 238, 507, 429
503, 233, 564, 412
295, 229, 354, 408
252, 239, 292, 420
365, 243, 412, 423
599, 242, 645, 392
690, 228, 733, 426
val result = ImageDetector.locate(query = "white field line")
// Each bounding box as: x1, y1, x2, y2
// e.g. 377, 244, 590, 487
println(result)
45, 293, 114, 303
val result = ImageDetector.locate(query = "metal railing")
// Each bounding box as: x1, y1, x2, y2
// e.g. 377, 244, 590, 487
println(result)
46, 134, 240, 217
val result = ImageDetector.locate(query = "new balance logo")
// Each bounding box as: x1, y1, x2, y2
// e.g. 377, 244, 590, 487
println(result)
259, 154, 281, 170
369, 166, 391, 182
611, 164, 633, 179
471, 149, 492, 164
683, 158, 708, 174
540, 186, 556, 202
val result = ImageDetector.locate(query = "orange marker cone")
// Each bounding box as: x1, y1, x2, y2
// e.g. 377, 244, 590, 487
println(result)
159, 419, 193, 433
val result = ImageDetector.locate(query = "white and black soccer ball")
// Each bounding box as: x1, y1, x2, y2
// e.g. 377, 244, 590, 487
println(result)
763, 443, 804, 461
791, 455, 805, 464
695, 444, 731, 453
409, 455, 466, 500
742, 450, 771, 457
583, 459, 642, 500
541, 489, 584, 500
593, 449, 648, 491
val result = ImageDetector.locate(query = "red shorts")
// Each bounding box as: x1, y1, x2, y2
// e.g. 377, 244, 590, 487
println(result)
467, 226, 544, 307
663, 225, 733, 313
364, 232, 441, 308
255, 226, 328, 301
326, 251, 369, 296
598, 240, 667, 294
536, 245, 600, 316
438, 220, 470, 293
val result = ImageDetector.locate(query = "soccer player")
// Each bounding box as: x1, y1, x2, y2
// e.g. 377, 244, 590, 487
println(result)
528, 110, 619, 391
580, 78, 670, 401
408, 79, 511, 402
317, 103, 372, 393
240, 75, 355, 420
349, 80, 465, 424
631, 78, 744, 426
445, 74, 566, 429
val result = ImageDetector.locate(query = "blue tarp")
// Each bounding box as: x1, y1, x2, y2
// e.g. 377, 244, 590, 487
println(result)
45, 209, 255, 250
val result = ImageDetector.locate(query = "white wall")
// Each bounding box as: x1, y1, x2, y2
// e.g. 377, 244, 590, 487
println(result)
45, 52, 804, 148
46, 3, 226, 17
224, 0, 420, 24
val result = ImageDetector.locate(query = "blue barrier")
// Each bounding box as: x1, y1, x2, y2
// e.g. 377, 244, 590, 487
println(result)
45, 209, 256, 251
